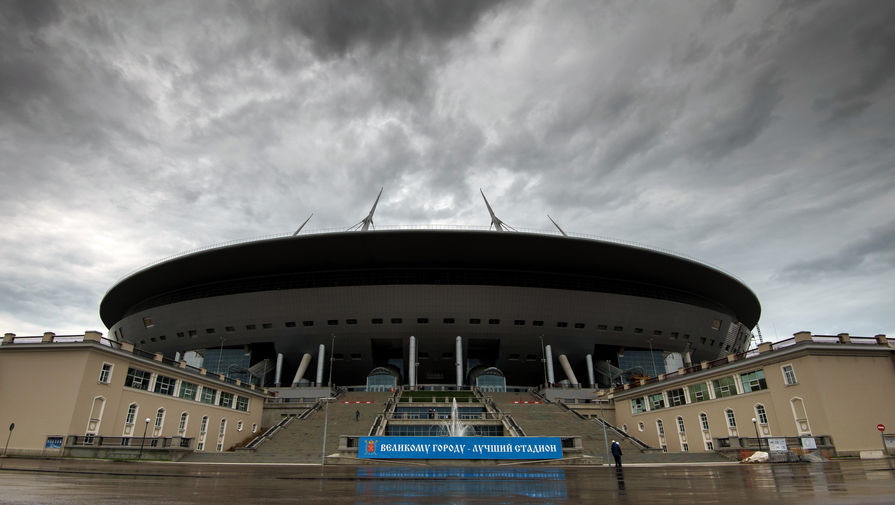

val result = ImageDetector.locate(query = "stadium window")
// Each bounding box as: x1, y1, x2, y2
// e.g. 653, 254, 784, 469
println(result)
469, 318, 481, 324
188, 329, 197, 336
142, 317, 154, 328
574, 323, 585, 329
225, 326, 235, 332
245, 325, 256, 330
159, 335, 166, 341
638, 422, 644, 432
205, 328, 215, 334
285, 322, 296, 328
176, 332, 185, 338
98, 363, 113, 384
263, 323, 273, 329
682, 443, 689, 452
149, 337, 156, 342
532, 320, 544, 327
712, 319, 721, 330
199, 416, 208, 434
705, 441, 714, 451
346, 319, 357, 325
417, 318, 429, 324
301, 321, 313, 327
333, 353, 344, 360
371, 318, 383, 324
443, 318, 455, 324
782, 364, 797, 385
671, 332, 679, 338
350, 353, 361, 360
508, 354, 520, 360
653, 330, 662, 335
442, 352, 454, 360
710, 339, 715, 346
613, 326, 623, 332
556, 322, 568, 328
201, 387, 217, 405
488, 319, 500, 325
418, 352, 429, 359
634, 328, 643, 333
525, 354, 538, 362
597, 324, 608, 330
237, 421, 244, 432
391, 318, 403, 324
514, 320, 525, 326
683, 334, 690, 340
251, 423, 258, 433
700, 337, 707, 344
740, 370, 767, 393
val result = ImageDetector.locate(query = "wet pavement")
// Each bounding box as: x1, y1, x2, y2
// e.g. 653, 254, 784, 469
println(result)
1, 458, 894, 504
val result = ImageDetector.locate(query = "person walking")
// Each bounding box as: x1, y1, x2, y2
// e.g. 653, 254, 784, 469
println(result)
611, 440, 623, 468
355, 409, 360, 422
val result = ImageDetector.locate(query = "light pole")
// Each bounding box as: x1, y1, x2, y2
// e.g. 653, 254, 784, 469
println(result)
321, 334, 335, 466
751, 418, 761, 451
648, 339, 657, 377
3, 422, 13, 457
216, 337, 225, 375
598, 396, 610, 465
138, 417, 150, 459
539, 335, 547, 389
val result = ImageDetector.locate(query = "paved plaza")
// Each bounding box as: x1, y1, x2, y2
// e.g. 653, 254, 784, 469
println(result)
1, 458, 894, 504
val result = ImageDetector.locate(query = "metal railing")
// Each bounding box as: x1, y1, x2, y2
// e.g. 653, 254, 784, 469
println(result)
67, 435, 193, 449
245, 416, 294, 449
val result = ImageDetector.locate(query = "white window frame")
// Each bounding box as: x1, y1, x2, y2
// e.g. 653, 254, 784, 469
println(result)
125, 403, 138, 425
725, 408, 737, 428
676, 416, 685, 434
98, 363, 113, 384
199, 416, 208, 434
755, 404, 768, 425
699, 412, 709, 431
154, 408, 165, 430
179, 412, 189, 433
656, 419, 665, 436
781, 364, 797, 386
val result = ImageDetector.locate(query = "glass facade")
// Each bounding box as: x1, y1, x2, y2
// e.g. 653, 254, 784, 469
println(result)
203, 348, 252, 382
688, 383, 710, 402
712, 376, 738, 398
740, 370, 767, 393
618, 350, 665, 378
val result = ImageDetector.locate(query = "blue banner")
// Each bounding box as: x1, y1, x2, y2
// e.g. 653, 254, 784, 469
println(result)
358, 436, 563, 460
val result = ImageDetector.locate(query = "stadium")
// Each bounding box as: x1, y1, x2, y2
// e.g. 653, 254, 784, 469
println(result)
99, 194, 760, 392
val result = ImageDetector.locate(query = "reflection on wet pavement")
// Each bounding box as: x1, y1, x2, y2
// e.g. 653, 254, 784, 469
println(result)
0, 458, 894, 504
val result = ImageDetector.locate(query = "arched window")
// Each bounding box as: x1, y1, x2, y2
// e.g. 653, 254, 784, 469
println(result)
237, 420, 244, 432
676, 416, 685, 433
179, 412, 189, 432
791, 397, 811, 434
656, 419, 665, 435
755, 404, 768, 425
200, 416, 208, 434
622, 424, 628, 433
154, 408, 165, 429
700, 412, 709, 431
125, 403, 138, 425
726, 409, 737, 428
216, 419, 227, 452
87, 396, 105, 434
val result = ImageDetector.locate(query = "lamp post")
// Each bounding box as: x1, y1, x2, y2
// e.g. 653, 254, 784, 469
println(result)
321, 334, 335, 466
3, 422, 13, 457
648, 339, 657, 377
751, 417, 761, 451
138, 418, 151, 459
539, 335, 547, 389
598, 396, 610, 465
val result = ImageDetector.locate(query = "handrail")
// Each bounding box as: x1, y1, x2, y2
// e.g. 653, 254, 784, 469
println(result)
596, 418, 651, 450
245, 415, 295, 449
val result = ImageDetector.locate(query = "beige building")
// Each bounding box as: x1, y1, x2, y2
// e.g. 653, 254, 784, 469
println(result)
0, 331, 267, 459
611, 332, 895, 458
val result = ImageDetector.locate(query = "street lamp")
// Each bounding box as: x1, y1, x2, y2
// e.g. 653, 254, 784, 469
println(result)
138, 417, 151, 459
648, 339, 658, 377
751, 417, 761, 451
321, 334, 336, 466
539, 335, 547, 389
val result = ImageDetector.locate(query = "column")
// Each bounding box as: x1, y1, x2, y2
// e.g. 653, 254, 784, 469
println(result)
585, 354, 595, 388
558, 354, 579, 386
455, 336, 463, 387
291, 353, 312, 387
409, 336, 417, 387
274, 353, 284, 387
545, 345, 555, 385
316, 344, 325, 386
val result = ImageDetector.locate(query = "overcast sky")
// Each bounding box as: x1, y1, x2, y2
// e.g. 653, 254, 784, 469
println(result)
1, 0, 893, 343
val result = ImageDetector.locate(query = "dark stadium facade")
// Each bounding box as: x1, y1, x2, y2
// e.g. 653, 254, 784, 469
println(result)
100, 228, 760, 388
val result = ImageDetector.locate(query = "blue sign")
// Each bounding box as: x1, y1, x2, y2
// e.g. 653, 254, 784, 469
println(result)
358, 436, 563, 460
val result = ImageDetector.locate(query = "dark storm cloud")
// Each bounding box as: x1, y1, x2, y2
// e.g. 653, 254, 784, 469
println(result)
276, 0, 505, 59
778, 220, 895, 282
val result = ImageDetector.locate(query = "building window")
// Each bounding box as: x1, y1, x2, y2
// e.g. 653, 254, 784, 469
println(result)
700, 412, 709, 431
154, 374, 177, 396
667, 388, 686, 407
217, 419, 227, 452
251, 423, 258, 433
638, 422, 645, 432
682, 443, 689, 452
236, 396, 249, 412
712, 376, 738, 398
443, 318, 455, 324
740, 370, 768, 393
488, 319, 500, 325
469, 318, 481, 324
142, 317, 154, 328
705, 441, 714, 451
125, 403, 137, 425
755, 404, 768, 425
219, 391, 234, 408
179, 412, 188, 432
688, 383, 710, 402
124, 368, 151, 390
346, 319, 357, 325
98, 363, 113, 384
676, 416, 686, 433
390, 318, 403, 324
631, 397, 646, 414
154, 408, 165, 429
285, 321, 296, 327
199, 416, 208, 434
417, 318, 429, 324
574, 323, 585, 329
711, 319, 721, 330
648, 393, 665, 410
656, 419, 665, 435
556, 322, 568, 328
726, 409, 737, 428
237, 421, 244, 432
372, 318, 383, 324
179, 381, 198, 401
532, 320, 544, 326
201, 387, 217, 405
514, 320, 525, 326
622, 424, 628, 432
782, 365, 797, 385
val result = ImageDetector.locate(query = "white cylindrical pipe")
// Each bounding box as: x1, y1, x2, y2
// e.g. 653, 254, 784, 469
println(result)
545, 345, 555, 385
558, 354, 579, 385
455, 336, 463, 387
291, 353, 312, 387
409, 336, 417, 387
274, 353, 284, 387
585, 354, 595, 388
316, 344, 325, 386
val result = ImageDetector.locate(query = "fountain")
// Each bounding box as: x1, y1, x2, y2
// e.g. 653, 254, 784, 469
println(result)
442, 398, 472, 437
